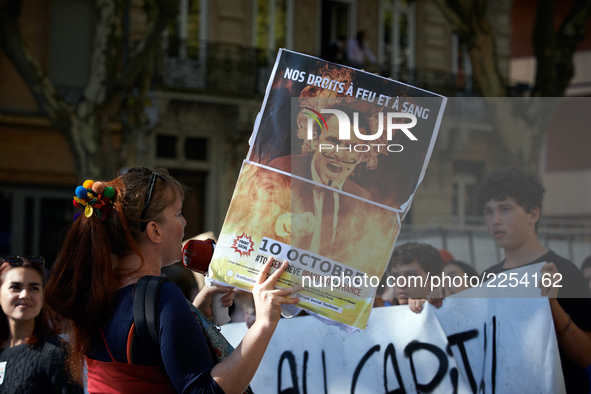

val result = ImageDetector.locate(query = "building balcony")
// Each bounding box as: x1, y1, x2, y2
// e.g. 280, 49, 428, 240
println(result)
154, 42, 478, 98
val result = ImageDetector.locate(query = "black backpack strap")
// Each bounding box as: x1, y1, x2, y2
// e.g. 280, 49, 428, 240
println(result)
131, 276, 170, 364
145, 276, 166, 343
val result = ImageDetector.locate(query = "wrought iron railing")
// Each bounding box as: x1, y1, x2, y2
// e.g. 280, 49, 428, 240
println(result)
155, 42, 275, 96
154, 42, 478, 97
398, 215, 591, 273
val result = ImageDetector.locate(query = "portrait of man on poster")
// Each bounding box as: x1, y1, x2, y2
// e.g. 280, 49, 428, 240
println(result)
268, 102, 393, 258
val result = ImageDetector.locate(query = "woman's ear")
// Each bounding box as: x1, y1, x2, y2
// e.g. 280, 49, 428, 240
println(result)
145, 221, 163, 244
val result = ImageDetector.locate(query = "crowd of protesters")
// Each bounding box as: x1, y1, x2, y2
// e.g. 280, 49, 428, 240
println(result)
3, 168, 591, 393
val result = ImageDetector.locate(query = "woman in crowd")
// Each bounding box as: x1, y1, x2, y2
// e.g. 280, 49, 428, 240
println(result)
409, 260, 479, 313
440, 260, 479, 297
45, 168, 301, 393
0, 256, 83, 393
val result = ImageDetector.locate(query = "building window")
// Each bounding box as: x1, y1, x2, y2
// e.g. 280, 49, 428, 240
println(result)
452, 34, 473, 94
452, 161, 484, 225
48, 0, 93, 103
0, 191, 11, 256
164, 0, 206, 59
156, 134, 178, 159
379, 0, 416, 80
320, 0, 354, 63
184, 137, 208, 161
154, 133, 210, 164
160, 0, 208, 89
0, 188, 72, 268
253, 0, 293, 57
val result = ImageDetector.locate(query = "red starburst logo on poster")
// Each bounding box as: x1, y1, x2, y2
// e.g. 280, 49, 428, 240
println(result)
231, 232, 255, 257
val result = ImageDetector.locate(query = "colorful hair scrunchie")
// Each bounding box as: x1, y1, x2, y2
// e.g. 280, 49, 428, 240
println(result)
72, 180, 116, 221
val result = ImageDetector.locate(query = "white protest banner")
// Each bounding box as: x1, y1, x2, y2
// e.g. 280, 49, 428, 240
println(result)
433, 297, 564, 393
223, 305, 471, 393
432, 262, 565, 392
222, 296, 564, 393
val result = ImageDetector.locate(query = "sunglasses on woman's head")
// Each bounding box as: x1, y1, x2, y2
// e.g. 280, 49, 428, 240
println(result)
124, 167, 167, 231
1, 256, 45, 268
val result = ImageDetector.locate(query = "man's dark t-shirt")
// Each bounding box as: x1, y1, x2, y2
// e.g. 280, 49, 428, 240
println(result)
485, 250, 591, 393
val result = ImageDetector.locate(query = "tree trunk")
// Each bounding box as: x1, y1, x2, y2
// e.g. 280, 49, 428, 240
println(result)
467, 24, 507, 97
69, 113, 101, 179
433, 0, 507, 97
532, 0, 591, 97
0, 0, 178, 180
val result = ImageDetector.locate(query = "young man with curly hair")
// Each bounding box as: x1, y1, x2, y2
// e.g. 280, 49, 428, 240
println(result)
479, 168, 591, 393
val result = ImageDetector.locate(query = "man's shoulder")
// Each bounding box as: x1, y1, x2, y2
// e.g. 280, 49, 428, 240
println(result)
546, 249, 591, 327
535, 250, 581, 276
537, 250, 572, 266
484, 251, 589, 297
485, 251, 574, 273
537, 250, 589, 297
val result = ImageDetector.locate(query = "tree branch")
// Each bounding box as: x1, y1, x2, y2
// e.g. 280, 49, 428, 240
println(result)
0, 0, 72, 131
432, 0, 471, 36
433, 0, 506, 96
557, 0, 591, 51
105, 0, 178, 101
532, 0, 591, 96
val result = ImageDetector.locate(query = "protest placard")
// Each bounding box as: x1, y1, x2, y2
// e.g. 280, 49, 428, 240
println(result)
209, 49, 447, 330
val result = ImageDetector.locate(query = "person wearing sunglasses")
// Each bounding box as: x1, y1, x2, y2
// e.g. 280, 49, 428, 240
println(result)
0, 256, 83, 393
45, 168, 301, 393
